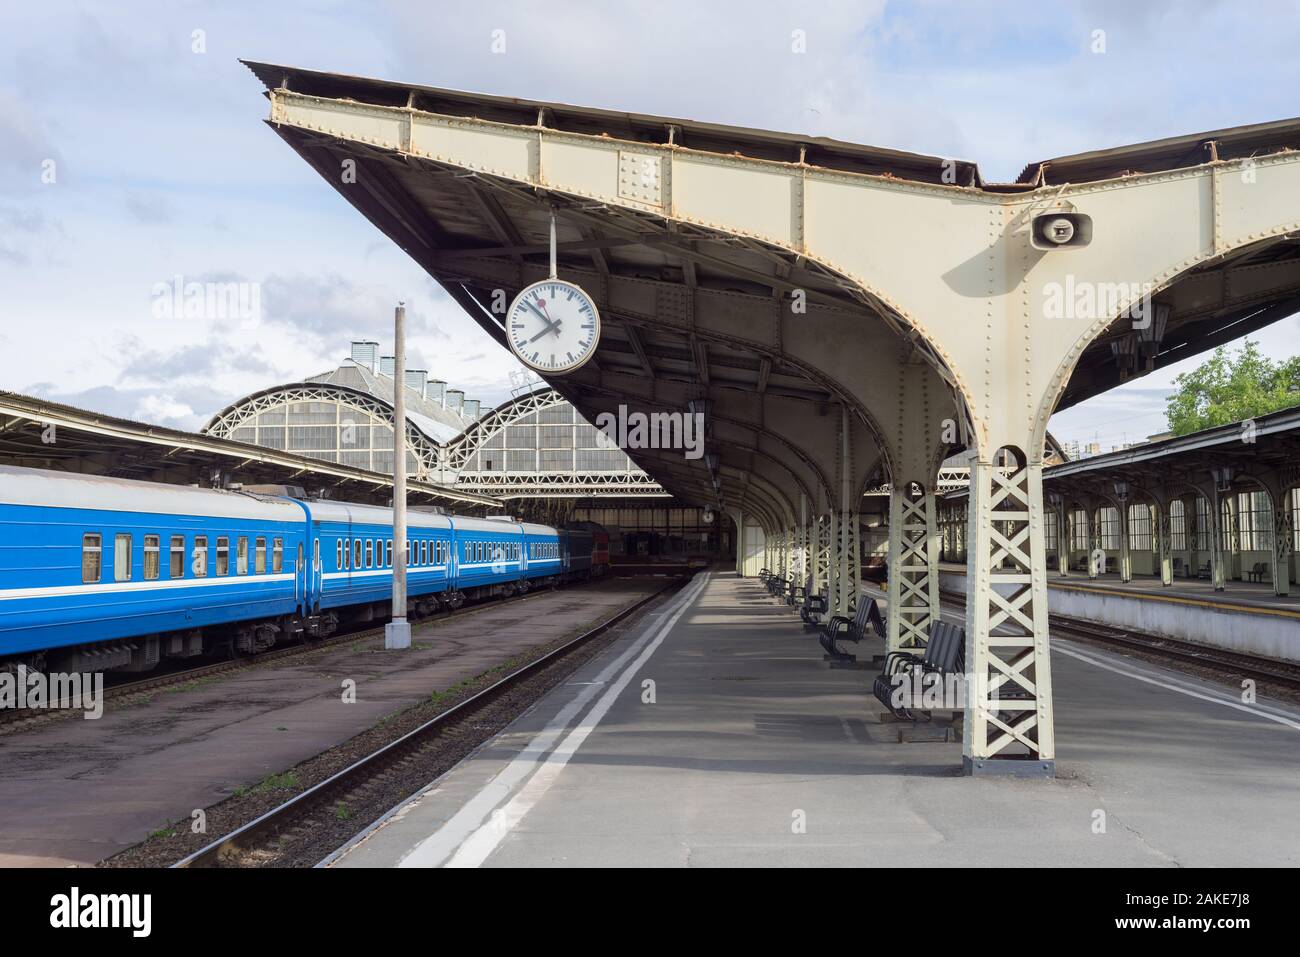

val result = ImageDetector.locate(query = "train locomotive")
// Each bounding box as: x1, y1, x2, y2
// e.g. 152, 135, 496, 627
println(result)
0, 465, 606, 675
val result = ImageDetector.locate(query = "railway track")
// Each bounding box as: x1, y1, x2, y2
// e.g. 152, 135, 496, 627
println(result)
0, 579, 610, 733
172, 574, 683, 868
932, 588, 1300, 690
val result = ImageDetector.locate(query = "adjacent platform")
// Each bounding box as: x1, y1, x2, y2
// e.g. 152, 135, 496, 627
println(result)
938, 563, 1300, 664
331, 571, 1300, 868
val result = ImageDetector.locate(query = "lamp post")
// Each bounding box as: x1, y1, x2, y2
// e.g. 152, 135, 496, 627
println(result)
385, 302, 412, 650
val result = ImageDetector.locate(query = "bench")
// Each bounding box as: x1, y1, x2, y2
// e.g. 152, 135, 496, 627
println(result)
872, 619, 966, 721
1246, 561, 1270, 583
1197, 561, 1211, 579
819, 597, 885, 664
758, 568, 787, 595
786, 576, 806, 607
798, 576, 828, 626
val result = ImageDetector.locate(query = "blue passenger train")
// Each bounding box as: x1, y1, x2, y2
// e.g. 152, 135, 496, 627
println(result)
0, 466, 600, 674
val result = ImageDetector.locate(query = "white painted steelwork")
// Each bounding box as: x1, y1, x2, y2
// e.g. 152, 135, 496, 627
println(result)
249, 61, 1300, 773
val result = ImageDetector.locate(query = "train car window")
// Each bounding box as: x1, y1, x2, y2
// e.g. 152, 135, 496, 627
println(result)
255, 538, 266, 574
170, 535, 184, 578
386, 539, 393, 567
365, 539, 374, 568
215, 537, 229, 576
336, 540, 343, 570
144, 535, 160, 580
193, 536, 208, 577
354, 539, 363, 569
82, 533, 102, 583
273, 538, 283, 573
237, 537, 249, 575
114, 533, 132, 582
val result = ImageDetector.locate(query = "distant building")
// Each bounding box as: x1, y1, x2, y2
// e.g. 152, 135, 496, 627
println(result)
202, 339, 659, 498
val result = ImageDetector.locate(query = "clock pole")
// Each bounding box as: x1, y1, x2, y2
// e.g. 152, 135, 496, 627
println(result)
549, 209, 557, 279
385, 301, 412, 650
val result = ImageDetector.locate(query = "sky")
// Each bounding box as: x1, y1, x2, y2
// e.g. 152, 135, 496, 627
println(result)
1, 0, 1298, 450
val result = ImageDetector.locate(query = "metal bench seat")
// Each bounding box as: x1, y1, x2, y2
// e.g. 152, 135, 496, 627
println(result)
799, 576, 828, 626
872, 619, 966, 721
819, 596, 885, 663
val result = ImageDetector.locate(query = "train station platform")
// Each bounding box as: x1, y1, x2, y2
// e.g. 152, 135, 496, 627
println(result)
329, 571, 1300, 868
937, 563, 1300, 664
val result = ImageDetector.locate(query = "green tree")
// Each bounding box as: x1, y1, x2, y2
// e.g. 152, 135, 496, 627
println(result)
1165, 339, 1300, 436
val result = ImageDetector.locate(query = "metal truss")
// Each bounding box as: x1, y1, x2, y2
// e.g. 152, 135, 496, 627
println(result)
210, 383, 668, 500
886, 485, 940, 652
203, 383, 442, 476
964, 459, 1054, 773
443, 386, 666, 498
814, 514, 831, 598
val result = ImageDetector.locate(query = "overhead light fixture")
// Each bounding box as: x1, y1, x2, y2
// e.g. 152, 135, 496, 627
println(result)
1210, 466, 1234, 492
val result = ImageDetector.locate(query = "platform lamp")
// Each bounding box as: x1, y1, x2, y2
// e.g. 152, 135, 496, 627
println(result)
1210, 466, 1235, 493
688, 398, 712, 439
1112, 480, 1129, 503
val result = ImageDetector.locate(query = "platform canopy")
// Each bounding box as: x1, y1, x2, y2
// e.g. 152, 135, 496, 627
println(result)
247, 60, 1300, 773
245, 61, 1300, 524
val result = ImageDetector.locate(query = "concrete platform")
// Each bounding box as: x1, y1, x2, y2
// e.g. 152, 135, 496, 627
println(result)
330, 571, 1300, 868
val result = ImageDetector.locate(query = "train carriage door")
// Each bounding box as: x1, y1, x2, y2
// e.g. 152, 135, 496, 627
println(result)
296, 543, 305, 613
312, 539, 322, 612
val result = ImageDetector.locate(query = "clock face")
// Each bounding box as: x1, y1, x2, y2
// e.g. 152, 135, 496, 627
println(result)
505, 280, 601, 374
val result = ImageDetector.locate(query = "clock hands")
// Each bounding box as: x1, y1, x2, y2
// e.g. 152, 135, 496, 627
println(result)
528, 319, 560, 343
524, 297, 563, 342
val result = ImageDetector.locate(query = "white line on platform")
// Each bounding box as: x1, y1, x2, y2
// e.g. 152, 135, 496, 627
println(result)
1055, 643, 1300, 731
394, 570, 710, 868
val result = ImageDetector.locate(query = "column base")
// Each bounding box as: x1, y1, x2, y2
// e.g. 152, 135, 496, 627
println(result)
384, 619, 412, 649
963, 755, 1055, 779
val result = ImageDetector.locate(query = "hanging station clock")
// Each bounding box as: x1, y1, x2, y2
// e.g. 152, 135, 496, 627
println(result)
505, 278, 601, 375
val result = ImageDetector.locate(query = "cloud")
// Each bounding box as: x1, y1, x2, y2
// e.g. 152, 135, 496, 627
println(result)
19, 381, 227, 431
123, 190, 175, 224
0, 202, 61, 265
4, 0, 1299, 443
116, 334, 276, 385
